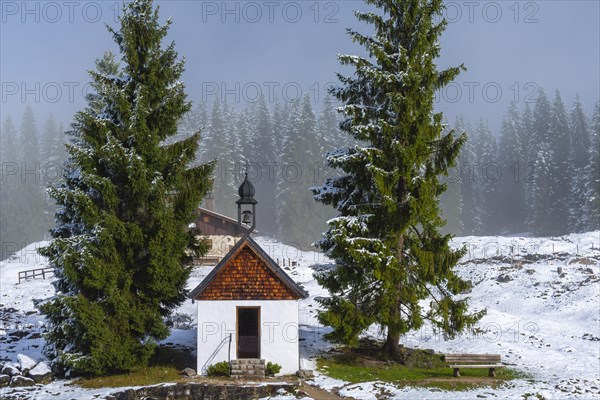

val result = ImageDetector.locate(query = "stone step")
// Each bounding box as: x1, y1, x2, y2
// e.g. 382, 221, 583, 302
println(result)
231, 364, 265, 370
230, 359, 266, 379
231, 359, 265, 365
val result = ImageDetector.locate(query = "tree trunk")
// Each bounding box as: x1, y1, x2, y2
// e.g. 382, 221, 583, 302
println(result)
384, 329, 404, 361
383, 234, 406, 362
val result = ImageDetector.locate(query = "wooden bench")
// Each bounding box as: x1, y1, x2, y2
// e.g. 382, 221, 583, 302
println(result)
444, 354, 504, 377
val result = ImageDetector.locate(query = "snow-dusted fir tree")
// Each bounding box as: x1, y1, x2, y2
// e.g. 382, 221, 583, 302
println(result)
19, 105, 47, 242
530, 143, 554, 234
41, 115, 66, 228
38, 0, 214, 376
526, 90, 551, 231
312, 0, 483, 359
567, 95, 591, 232
318, 95, 345, 153
585, 103, 600, 230
238, 104, 255, 163
271, 98, 288, 154
179, 102, 208, 146
547, 91, 570, 235
497, 102, 527, 233
439, 121, 463, 235
456, 117, 479, 235
277, 95, 322, 248
251, 93, 278, 235
203, 99, 236, 216
0, 117, 23, 258
276, 99, 302, 242
473, 119, 497, 234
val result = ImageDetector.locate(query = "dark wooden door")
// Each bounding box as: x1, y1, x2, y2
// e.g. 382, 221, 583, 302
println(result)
237, 307, 260, 358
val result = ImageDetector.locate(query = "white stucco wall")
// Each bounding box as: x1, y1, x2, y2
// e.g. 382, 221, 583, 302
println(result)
196, 300, 300, 375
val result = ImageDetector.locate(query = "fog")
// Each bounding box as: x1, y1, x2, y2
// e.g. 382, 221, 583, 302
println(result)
2, 1, 598, 129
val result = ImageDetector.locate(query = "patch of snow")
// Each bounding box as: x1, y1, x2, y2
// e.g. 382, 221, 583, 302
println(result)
1, 231, 599, 399
17, 354, 37, 372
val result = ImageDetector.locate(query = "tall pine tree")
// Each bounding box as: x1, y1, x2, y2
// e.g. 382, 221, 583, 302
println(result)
567, 95, 591, 232
312, 0, 483, 358
526, 90, 551, 231
547, 91, 570, 235
585, 103, 600, 231
473, 119, 497, 234
0, 117, 24, 259
497, 102, 527, 233
252, 94, 278, 235
38, 0, 214, 375
456, 117, 479, 235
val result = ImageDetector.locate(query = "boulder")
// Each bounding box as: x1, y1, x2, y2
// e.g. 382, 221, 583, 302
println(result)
496, 274, 513, 283
180, 368, 196, 377
17, 354, 37, 375
296, 369, 314, 378
28, 362, 52, 384
0, 374, 10, 387
9, 375, 35, 387
1, 364, 21, 377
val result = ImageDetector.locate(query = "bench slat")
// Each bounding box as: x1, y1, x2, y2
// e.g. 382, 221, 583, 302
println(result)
445, 355, 501, 363
449, 364, 504, 368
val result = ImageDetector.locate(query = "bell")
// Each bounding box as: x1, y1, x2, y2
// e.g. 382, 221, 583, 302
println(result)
242, 210, 252, 224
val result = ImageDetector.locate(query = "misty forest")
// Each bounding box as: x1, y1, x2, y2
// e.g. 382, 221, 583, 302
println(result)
2, 90, 598, 258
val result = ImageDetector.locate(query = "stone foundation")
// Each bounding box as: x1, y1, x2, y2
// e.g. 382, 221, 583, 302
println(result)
106, 381, 298, 400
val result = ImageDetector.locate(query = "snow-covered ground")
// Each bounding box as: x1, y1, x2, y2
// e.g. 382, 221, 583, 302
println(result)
1, 232, 599, 399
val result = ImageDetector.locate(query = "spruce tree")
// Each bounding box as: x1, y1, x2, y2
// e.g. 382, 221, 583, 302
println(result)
271, 98, 288, 153
41, 115, 67, 228
276, 99, 302, 243
0, 117, 24, 259
318, 95, 345, 153
277, 95, 322, 248
252, 94, 278, 235
585, 104, 600, 230
526, 90, 551, 231
567, 95, 591, 232
312, 0, 483, 358
497, 102, 526, 233
547, 91, 570, 235
473, 119, 497, 234
530, 143, 553, 235
204, 98, 234, 216
456, 117, 479, 235
19, 105, 47, 242
439, 122, 464, 235
38, 0, 214, 376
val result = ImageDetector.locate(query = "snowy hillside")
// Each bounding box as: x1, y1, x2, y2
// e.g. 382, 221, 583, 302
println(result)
1, 232, 599, 399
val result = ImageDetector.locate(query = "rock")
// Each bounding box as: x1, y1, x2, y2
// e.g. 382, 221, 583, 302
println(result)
0, 374, 10, 387
9, 375, 35, 387
17, 354, 37, 375
583, 268, 594, 274
180, 367, 196, 377
296, 369, 314, 378
1, 364, 21, 377
496, 274, 513, 283
28, 362, 52, 384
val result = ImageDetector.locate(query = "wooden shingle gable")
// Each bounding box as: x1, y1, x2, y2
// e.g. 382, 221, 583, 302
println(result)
189, 236, 309, 301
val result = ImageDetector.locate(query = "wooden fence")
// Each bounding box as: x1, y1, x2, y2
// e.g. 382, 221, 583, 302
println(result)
18, 267, 54, 284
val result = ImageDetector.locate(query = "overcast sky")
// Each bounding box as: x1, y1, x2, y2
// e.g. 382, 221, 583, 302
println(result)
1, 0, 599, 133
